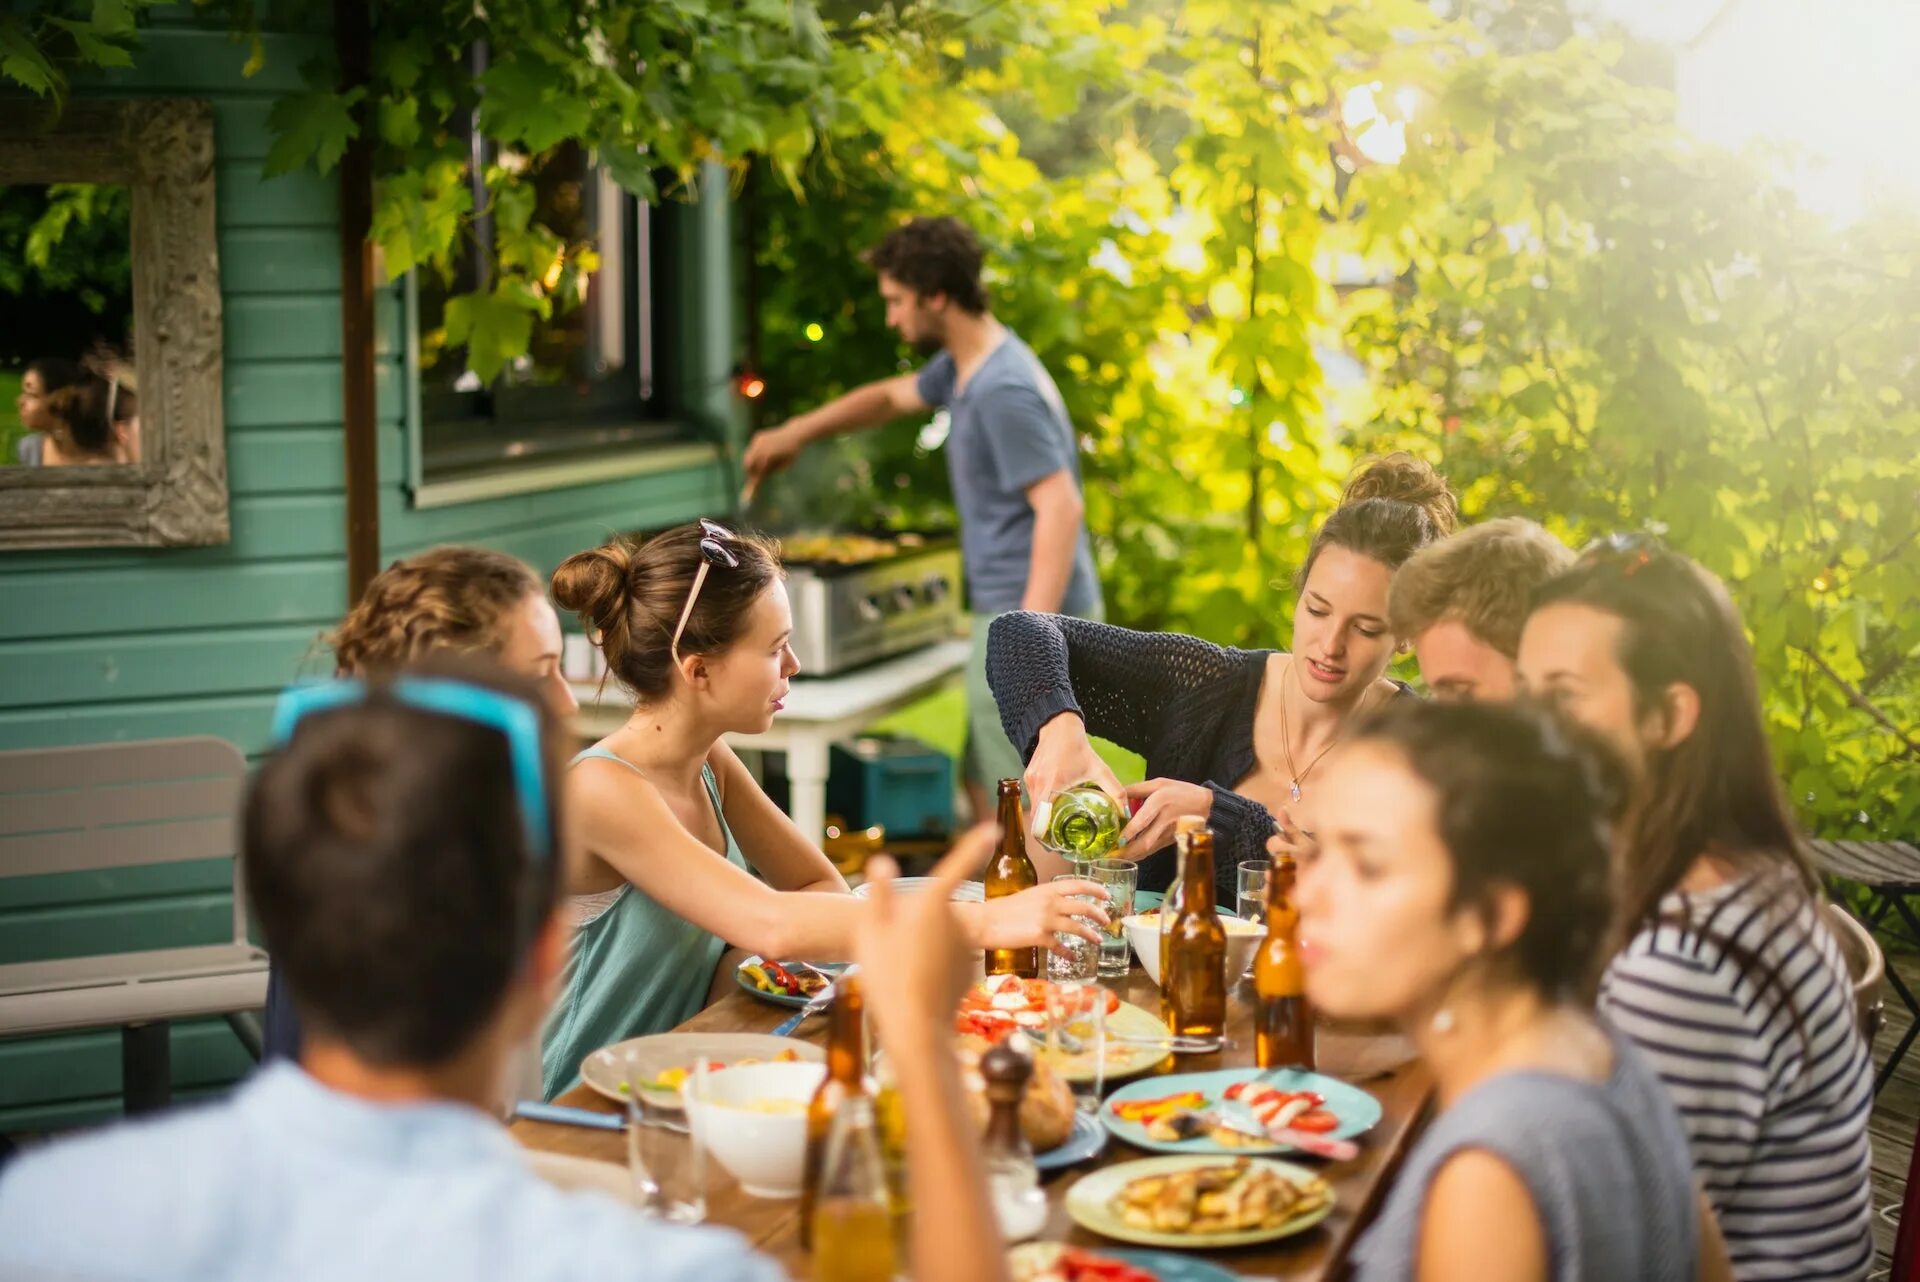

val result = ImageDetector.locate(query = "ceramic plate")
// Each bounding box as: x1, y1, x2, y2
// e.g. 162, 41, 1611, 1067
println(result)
1007, 1243, 1240, 1281
1101, 1066, 1382, 1157
580, 1031, 823, 1108
734, 955, 847, 1008
1034, 1109, 1108, 1172
1038, 998, 1172, 1085
1065, 1154, 1335, 1249
851, 877, 986, 901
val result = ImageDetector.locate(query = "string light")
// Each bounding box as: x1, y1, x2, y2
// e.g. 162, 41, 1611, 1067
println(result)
738, 373, 767, 400
804, 322, 825, 342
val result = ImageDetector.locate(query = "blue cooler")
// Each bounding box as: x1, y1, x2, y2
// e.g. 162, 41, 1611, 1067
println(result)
826, 735, 954, 840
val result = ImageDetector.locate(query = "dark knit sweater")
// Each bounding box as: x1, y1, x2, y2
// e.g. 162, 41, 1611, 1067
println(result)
987, 611, 1412, 910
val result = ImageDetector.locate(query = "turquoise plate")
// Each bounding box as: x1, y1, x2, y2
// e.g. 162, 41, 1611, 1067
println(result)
1101, 1066, 1382, 1157
733, 955, 846, 1008
1034, 1109, 1108, 1172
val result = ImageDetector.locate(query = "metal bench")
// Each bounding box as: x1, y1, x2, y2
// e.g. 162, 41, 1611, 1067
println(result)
0, 737, 267, 1114
1807, 837, 1920, 1093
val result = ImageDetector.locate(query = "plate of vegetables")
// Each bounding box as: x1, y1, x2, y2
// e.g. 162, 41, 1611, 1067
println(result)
581, 1031, 821, 1108
735, 955, 843, 1007
1101, 1067, 1381, 1157
953, 975, 1169, 1085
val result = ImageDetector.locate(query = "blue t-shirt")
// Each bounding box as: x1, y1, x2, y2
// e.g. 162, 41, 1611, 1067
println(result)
916, 332, 1101, 615
0, 1062, 783, 1282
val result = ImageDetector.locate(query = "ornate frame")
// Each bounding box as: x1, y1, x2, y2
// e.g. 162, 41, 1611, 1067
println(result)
0, 98, 228, 549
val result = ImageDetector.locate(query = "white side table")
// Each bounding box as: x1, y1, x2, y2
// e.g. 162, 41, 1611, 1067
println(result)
570, 637, 971, 845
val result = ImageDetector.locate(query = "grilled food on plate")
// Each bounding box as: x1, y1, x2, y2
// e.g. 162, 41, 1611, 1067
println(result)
1113, 1158, 1330, 1234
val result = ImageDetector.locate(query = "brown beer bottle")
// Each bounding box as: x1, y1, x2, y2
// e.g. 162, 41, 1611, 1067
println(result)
802, 973, 873, 1247
1164, 827, 1227, 1039
984, 779, 1039, 978
1158, 815, 1209, 986
1253, 852, 1315, 1069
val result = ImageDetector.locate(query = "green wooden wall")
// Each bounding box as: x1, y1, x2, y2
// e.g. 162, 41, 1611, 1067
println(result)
0, 11, 736, 1132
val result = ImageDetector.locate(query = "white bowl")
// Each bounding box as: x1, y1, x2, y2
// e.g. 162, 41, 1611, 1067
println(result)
684, 1060, 824, 1198
1124, 911, 1264, 987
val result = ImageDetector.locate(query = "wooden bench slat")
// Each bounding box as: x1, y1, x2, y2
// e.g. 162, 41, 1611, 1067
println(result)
0, 817, 238, 879
0, 943, 268, 999
0, 737, 246, 794
2, 776, 243, 842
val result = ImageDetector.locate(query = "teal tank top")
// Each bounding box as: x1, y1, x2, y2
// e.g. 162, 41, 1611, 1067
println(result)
540, 747, 748, 1099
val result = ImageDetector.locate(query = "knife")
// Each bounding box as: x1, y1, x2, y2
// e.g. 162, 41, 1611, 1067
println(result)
513, 1100, 625, 1132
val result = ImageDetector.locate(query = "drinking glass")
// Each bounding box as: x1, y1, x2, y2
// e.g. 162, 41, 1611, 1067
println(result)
1044, 980, 1106, 1114
625, 1049, 708, 1224
1085, 858, 1137, 977
1237, 860, 1272, 978
1045, 873, 1100, 982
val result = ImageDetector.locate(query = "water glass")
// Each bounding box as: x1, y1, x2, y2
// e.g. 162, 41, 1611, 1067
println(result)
1237, 860, 1272, 977
1044, 980, 1106, 1114
625, 1049, 708, 1224
1046, 874, 1100, 982
1085, 858, 1137, 977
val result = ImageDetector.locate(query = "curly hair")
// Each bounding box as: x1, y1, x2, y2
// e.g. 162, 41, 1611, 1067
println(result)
329, 547, 543, 675
1389, 518, 1574, 653
862, 216, 989, 314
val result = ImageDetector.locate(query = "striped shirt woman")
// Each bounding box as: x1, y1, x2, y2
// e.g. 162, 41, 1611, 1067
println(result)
1601, 872, 1874, 1281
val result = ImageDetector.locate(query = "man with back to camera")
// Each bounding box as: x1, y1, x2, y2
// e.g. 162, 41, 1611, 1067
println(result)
743, 216, 1103, 818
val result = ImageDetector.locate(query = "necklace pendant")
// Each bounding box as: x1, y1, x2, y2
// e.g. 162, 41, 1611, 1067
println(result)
1289, 779, 1302, 804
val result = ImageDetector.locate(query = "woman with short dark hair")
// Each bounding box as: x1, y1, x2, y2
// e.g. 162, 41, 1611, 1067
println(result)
1302, 699, 1729, 1281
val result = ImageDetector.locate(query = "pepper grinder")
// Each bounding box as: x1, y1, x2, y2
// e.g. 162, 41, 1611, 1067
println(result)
980, 1037, 1048, 1242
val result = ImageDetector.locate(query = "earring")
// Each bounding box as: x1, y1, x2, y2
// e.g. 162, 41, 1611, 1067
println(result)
1430, 1008, 1456, 1035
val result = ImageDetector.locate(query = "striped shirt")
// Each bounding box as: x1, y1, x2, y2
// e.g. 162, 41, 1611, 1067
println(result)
1600, 873, 1874, 1281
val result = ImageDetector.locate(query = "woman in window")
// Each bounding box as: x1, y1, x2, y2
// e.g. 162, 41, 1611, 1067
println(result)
988, 454, 1455, 907
542, 521, 1105, 1099
1518, 538, 1873, 1281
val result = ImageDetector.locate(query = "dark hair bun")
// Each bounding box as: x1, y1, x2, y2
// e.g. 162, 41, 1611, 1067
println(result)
1342, 453, 1457, 537
550, 541, 636, 645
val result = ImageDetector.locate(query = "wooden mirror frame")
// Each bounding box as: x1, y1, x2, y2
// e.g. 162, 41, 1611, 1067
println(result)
0, 97, 228, 549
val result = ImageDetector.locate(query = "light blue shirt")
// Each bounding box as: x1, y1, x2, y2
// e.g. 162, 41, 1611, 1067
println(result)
0, 1063, 784, 1282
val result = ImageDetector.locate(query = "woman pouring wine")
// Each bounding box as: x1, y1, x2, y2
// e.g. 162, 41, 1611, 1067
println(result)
987, 455, 1455, 908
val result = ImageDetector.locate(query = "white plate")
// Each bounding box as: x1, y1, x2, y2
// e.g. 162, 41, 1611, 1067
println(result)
580, 1031, 823, 1109
851, 877, 986, 902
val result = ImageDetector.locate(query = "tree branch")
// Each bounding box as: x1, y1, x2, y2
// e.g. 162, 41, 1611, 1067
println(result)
1794, 644, 1920, 759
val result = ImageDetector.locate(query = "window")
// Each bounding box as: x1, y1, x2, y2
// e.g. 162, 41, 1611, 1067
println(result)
410, 71, 690, 496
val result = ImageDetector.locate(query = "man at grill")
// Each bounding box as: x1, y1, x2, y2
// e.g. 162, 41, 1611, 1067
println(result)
742, 215, 1103, 815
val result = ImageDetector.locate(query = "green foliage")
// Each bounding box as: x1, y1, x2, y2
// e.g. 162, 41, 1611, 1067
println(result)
751, 2, 1919, 839
0, 2, 155, 107
1341, 34, 1920, 838
4, 0, 1911, 836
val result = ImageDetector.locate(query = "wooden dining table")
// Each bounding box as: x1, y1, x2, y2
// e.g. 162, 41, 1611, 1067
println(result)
511, 966, 1432, 1280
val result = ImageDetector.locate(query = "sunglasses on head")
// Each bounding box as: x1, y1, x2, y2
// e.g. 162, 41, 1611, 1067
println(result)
670, 518, 741, 664
1579, 531, 1670, 578
271, 675, 556, 952
271, 676, 553, 862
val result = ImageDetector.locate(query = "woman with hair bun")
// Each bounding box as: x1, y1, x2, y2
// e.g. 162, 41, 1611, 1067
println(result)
542, 520, 1109, 1099
988, 453, 1457, 908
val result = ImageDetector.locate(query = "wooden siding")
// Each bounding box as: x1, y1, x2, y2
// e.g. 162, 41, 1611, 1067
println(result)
0, 9, 734, 1132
